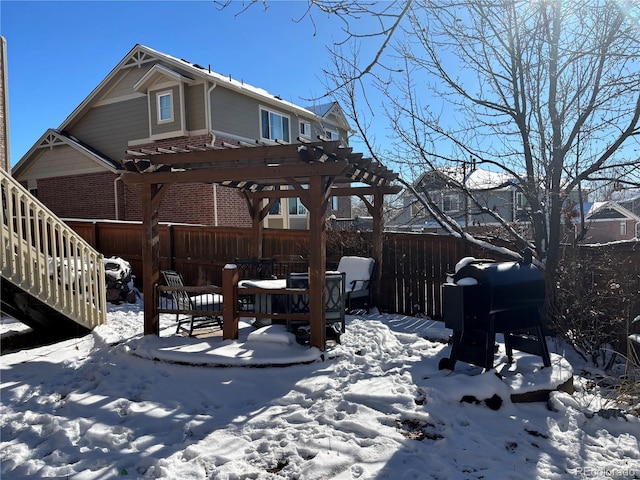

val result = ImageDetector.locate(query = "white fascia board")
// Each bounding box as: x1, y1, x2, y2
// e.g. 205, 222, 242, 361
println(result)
133, 63, 195, 92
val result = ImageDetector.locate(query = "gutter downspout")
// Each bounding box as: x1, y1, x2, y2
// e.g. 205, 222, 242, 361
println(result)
114, 176, 122, 220
207, 81, 218, 226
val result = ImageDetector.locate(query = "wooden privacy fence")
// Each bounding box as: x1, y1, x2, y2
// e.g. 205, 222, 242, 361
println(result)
65, 220, 514, 319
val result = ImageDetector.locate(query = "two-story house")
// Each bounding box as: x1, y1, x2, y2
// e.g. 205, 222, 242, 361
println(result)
11, 44, 352, 228
389, 165, 589, 241
389, 166, 524, 232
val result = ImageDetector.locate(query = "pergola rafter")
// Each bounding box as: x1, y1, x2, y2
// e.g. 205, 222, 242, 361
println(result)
120, 140, 400, 350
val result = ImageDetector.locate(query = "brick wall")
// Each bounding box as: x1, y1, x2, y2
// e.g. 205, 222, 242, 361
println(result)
38, 172, 118, 219
215, 185, 251, 227
122, 182, 221, 224
583, 219, 637, 243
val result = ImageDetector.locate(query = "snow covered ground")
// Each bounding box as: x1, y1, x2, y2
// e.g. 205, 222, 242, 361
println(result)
1, 299, 639, 479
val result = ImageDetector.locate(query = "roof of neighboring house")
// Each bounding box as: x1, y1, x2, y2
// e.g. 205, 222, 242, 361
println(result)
59, 44, 350, 133
12, 129, 121, 178
306, 102, 336, 117
586, 201, 640, 222
417, 167, 516, 190
612, 188, 640, 203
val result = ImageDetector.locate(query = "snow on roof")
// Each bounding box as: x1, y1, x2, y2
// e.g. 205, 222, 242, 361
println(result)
420, 167, 515, 190
465, 168, 514, 190
612, 188, 640, 203
145, 45, 321, 119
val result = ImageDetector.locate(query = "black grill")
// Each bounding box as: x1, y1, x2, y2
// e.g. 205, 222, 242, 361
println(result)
439, 248, 551, 371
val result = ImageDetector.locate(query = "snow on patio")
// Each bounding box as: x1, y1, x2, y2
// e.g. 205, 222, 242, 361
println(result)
1, 298, 638, 479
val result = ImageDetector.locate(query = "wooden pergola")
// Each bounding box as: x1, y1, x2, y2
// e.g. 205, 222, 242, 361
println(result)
120, 140, 400, 350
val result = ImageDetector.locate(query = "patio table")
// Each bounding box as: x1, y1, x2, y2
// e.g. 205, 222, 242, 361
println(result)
238, 278, 288, 323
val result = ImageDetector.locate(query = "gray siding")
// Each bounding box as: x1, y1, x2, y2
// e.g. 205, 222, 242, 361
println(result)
211, 86, 261, 140
68, 96, 149, 161
18, 145, 105, 181
103, 67, 150, 102
186, 84, 206, 132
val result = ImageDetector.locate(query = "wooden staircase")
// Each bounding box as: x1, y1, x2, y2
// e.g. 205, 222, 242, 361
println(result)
1, 168, 107, 334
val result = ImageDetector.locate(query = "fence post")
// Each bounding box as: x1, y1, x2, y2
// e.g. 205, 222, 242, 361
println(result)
222, 264, 239, 340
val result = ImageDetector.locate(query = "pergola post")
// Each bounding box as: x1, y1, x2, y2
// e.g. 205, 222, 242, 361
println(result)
222, 264, 239, 339
307, 175, 327, 350
250, 198, 263, 258
142, 183, 164, 335
371, 191, 385, 299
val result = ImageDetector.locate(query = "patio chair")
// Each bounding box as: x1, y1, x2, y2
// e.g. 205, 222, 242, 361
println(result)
235, 258, 276, 280
337, 256, 376, 312
286, 271, 346, 343
161, 270, 223, 336
234, 258, 279, 316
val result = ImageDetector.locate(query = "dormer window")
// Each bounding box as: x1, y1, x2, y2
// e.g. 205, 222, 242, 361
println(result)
260, 107, 290, 143
324, 127, 339, 140
157, 91, 173, 123
443, 194, 460, 212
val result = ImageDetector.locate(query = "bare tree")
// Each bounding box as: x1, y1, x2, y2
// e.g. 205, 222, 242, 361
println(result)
215, 0, 640, 312
327, 0, 639, 302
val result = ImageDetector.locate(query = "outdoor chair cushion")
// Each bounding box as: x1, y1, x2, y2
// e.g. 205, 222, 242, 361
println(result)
337, 256, 375, 293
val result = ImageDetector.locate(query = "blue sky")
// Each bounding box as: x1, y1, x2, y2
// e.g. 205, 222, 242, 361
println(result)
2, 1, 374, 165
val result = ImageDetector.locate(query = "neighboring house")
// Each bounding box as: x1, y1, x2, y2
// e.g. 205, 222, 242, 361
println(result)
389, 166, 529, 233
612, 188, 640, 218
12, 44, 352, 227
581, 201, 640, 243
388, 166, 588, 241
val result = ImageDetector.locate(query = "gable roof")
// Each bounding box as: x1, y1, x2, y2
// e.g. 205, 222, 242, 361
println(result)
306, 101, 351, 131
59, 44, 349, 133
12, 129, 121, 178
586, 201, 640, 222
416, 167, 516, 191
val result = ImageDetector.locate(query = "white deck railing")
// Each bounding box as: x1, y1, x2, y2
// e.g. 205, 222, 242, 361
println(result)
1, 168, 107, 330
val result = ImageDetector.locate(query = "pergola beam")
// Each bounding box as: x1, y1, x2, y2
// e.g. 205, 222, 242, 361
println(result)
120, 162, 349, 186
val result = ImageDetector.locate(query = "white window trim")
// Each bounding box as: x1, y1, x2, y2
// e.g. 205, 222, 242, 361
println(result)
289, 197, 308, 216
157, 90, 174, 124
324, 126, 339, 140
299, 120, 311, 139
260, 106, 291, 143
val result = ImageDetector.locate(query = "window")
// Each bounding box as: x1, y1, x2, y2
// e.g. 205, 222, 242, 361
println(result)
289, 197, 307, 216
157, 91, 173, 123
324, 127, 339, 140
261, 108, 290, 142
443, 194, 460, 212
299, 121, 311, 138
268, 186, 282, 215
269, 199, 281, 215
515, 192, 527, 210
620, 221, 627, 236
330, 196, 339, 211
